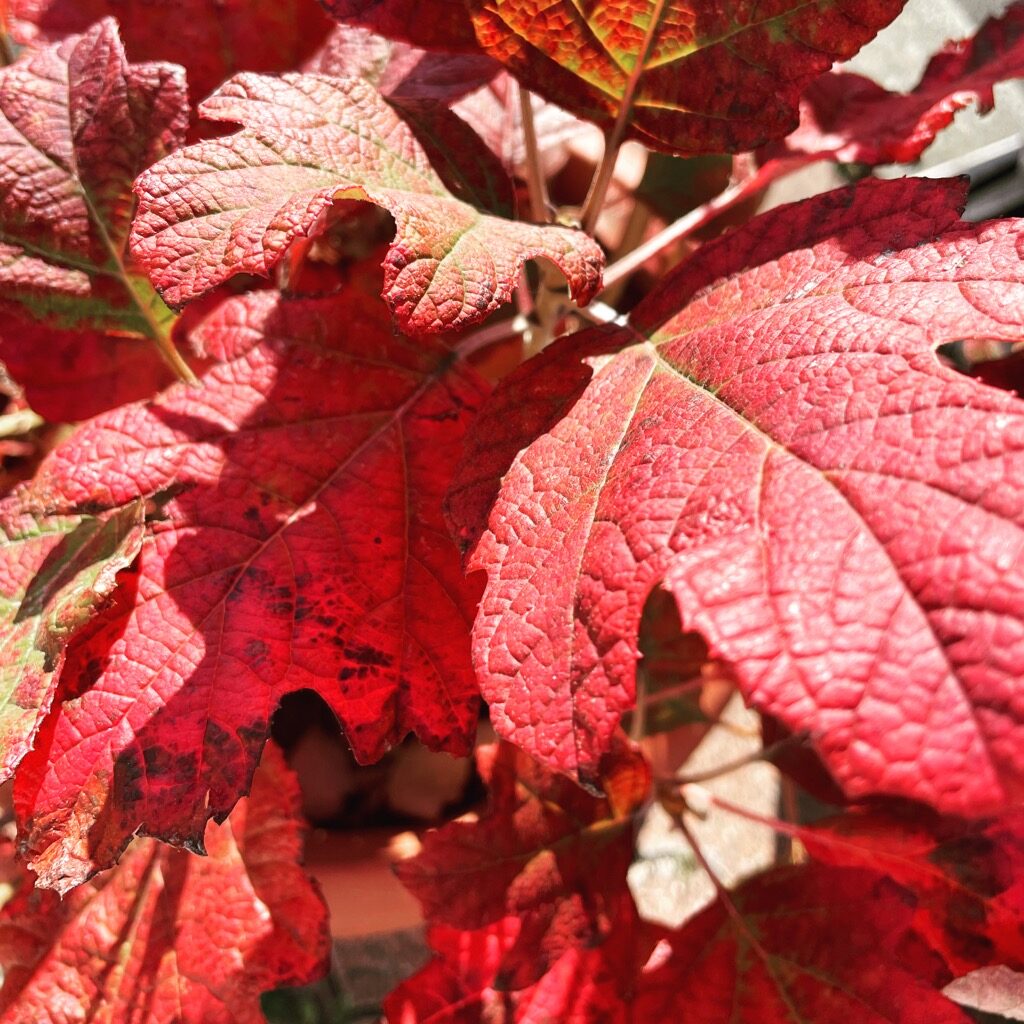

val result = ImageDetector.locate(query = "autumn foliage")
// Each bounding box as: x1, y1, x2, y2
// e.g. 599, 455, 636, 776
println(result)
0, 0, 1022, 1021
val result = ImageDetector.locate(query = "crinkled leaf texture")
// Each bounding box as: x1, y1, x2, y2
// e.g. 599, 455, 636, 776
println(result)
448, 176, 1024, 815
328, 0, 907, 155
0, 18, 185, 331
0, 18, 189, 418
396, 739, 650, 989
130, 73, 602, 333
10, 0, 333, 105
777, 0, 1024, 165
0, 743, 329, 1024
12, 287, 488, 892
0, 500, 143, 783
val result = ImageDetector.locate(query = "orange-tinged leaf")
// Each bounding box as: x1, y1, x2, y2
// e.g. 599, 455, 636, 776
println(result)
466, 0, 908, 155
0, 743, 329, 1024
130, 73, 603, 333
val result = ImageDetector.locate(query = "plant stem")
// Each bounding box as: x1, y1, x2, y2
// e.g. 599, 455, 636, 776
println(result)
580, 132, 623, 235
598, 160, 794, 292
672, 736, 794, 786
518, 84, 550, 223
0, 408, 43, 438
151, 330, 198, 384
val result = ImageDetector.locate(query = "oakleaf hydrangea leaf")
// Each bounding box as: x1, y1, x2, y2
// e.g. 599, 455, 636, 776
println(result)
449, 177, 1024, 815
131, 73, 603, 333
0, 743, 329, 1023
0, 500, 143, 783
12, 287, 487, 891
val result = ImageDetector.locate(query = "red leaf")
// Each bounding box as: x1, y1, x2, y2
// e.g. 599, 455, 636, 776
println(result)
130, 73, 603, 333
0, 742, 329, 1024
396, 739, 650, 989
321, 1, 907, 155
448, 176, 1024, 814
10, 0, 333, 106
304, 27, 513, 215
0, 500, 143, 783
0, 19, 186, 330
304, 23, 498, 103
386, 909, 651, 1024
634, 864, 972, 1023
11, 288, 487, 891
777, 1, 1024, 165
0, 19, 190, 416
318, 0, 480, 54
791, 808, 1024, 977
0, 322, 176, 422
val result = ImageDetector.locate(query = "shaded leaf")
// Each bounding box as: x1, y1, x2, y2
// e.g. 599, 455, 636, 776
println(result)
0, 500, 143, 782
131, 73, 602, 332
776, 1, 1024, 165
792, 809, 1024, 976
318, 0, 480, 54
385, 909, 651, 1024
10, 0, 333, 106
635, 864, 972, 1022
304, 23, 497, 102
448, 176, 1024, 814
396, 739, 650, 989
12, 287, 487, 891
0, 323, 176, 422
0, 743, 329, 1024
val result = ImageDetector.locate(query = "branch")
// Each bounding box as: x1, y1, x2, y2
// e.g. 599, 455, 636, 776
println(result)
598, 159, 798, 292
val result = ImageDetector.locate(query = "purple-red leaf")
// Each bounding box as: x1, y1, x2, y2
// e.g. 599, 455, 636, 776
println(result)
0, 743, 329, 1024
449, 176, 1024, 815
777, 1, 1024, 165
10, 0, 333, 106
0, 500, 143, 783
305, 23, 498, 103
11, 287, 487, 891
130, 73, 602, 333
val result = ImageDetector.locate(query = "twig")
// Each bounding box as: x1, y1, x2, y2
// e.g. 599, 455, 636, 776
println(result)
671, 735, 795, 786
598, 160, 793, 293
579, 0, 668, 233
518, 84, 550, 223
